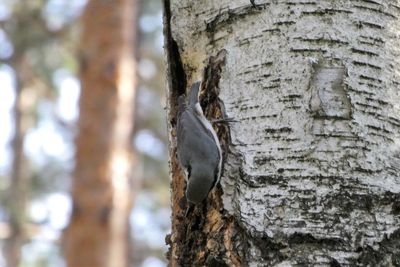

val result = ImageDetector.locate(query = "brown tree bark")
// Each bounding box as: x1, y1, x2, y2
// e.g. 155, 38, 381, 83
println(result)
62, 1, 138, 267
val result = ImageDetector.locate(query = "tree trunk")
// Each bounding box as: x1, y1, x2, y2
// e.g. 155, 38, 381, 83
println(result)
4, 58, 31, 267
62, 0, 137, 266
164, 0, 400, 266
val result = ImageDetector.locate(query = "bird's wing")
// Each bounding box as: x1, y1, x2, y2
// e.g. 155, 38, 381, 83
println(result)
177, 107, 220, 179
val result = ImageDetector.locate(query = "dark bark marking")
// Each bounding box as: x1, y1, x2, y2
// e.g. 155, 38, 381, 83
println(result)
301, 8, 353, 16
352, 60, 382, 70
290, 48, 328, 53
286, 1, 317, 6
357, 229, 400, 266
273, 20, 296, 26
261, 28, 281, 33
251, 234, 287, 264
264, 127, 293, 134
288, 233, 348, 249
351, 47, 380, 58
358, 35, 385, 47
352, 4, 397, 19
294, 37, 350, 45
358, 0, 382, 6
359, 74, 382, 83
354, 20, 384, 29
205, 4, 270, 35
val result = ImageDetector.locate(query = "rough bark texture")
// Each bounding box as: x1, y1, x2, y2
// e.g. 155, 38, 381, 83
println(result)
164, 0, 400, 266
62, 1, 137, 266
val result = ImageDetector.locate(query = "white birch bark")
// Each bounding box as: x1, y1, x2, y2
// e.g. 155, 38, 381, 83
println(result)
165, 0, 400, 265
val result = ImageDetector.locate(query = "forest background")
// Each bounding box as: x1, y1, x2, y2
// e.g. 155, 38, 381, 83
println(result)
0, 0, 169, 266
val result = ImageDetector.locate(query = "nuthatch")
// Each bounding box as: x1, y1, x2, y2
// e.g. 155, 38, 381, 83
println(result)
177, 81, 222, 205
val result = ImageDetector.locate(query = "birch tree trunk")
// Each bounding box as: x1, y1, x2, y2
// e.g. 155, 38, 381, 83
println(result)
164, 0, 400, 265
62, 0, 137, 266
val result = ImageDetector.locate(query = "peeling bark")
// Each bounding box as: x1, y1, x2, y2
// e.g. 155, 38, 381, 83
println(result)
165, 0, 400, 266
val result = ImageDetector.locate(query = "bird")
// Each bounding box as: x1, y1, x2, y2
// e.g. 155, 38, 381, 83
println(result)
176, 81, 222, 206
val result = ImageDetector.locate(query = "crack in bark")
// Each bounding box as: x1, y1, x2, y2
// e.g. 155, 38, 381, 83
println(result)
163, 1, 189, 266
163, 0, 187, 111
163, 15, 242, 262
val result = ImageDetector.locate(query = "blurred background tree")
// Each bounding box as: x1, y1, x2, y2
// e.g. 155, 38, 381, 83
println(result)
0, 0, 168, 266
62, 0, 138, 266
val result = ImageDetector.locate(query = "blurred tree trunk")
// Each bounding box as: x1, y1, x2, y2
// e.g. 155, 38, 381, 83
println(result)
4, 92, 24, 267
4, 58, 30, 267
62, 1, 138, 267
164, 0, 400, 266
3, 2, 50, 266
